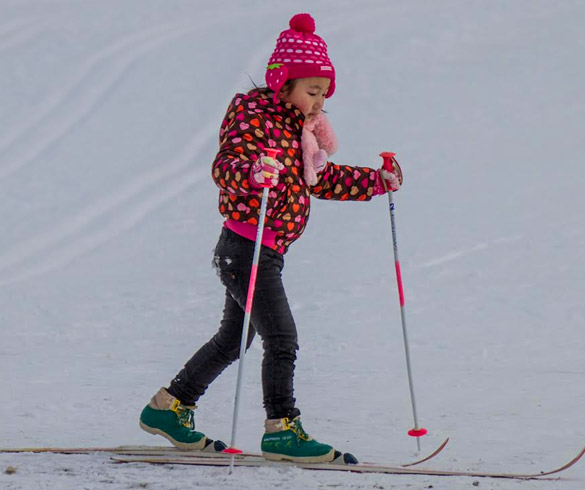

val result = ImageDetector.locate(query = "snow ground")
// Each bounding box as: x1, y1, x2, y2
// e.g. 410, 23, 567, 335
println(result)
1, 0, 584, 489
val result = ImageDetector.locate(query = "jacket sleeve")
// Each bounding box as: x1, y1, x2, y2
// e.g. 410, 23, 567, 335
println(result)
211, 102, 270, 196
310, 162, 378, 201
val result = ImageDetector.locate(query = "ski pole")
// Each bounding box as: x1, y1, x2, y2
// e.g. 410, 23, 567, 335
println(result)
223, 147, 281, 473
380, 152, 427, 451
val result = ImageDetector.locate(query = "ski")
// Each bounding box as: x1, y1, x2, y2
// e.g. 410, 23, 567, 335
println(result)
110, 445, 585, 480
0, 438, 449, 467
3, 442, 583, 480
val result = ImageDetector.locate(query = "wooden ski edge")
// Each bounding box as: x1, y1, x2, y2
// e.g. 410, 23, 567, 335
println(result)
0, 446, 251, 458
401, 437, 450, 467
0, 447, 118, 454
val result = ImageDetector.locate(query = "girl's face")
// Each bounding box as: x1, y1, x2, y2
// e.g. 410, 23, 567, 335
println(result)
279, 77, 330, 121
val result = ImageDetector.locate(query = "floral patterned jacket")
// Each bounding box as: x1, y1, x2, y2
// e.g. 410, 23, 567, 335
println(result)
211, 89, 379, 254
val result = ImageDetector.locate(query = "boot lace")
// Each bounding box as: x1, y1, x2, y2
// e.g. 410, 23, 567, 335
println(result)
170, 400, 195, 430
287, 418, 313, 444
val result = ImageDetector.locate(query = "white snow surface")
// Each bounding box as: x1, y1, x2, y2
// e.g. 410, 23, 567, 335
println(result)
1, 1, 584, 489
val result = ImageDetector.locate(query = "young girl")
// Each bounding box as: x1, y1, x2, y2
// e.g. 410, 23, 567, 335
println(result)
139, 13, 402, 463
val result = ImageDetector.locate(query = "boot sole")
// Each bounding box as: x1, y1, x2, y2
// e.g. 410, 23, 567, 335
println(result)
262, 448, 336, 464
139, 420, 207, 450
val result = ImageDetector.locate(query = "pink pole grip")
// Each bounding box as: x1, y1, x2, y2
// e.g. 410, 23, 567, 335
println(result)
379, 151, 397, 172
264, 148, 281, 159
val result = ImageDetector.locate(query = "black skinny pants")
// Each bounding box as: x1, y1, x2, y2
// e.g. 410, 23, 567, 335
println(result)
168, 228, 299, 419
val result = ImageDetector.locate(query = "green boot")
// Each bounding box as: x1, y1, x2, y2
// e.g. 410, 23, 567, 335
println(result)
139, 388, 219, 450
261, 415, 335, 463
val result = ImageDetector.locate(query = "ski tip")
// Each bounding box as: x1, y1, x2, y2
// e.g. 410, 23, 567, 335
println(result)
401, 437, 450, 467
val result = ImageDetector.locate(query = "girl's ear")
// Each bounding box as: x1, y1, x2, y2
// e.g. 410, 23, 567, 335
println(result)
278, 85, 290, 101
277, 81, 286, 99
278, 80, 296, 102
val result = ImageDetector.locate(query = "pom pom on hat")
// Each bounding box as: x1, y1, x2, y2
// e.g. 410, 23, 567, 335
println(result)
265, 13, 336, 102
289, 13, 315, 33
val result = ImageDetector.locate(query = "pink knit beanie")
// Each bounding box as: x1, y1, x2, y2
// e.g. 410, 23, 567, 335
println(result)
265, 13, 336, 101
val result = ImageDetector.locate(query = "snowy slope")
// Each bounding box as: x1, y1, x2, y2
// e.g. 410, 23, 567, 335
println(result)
1, 1, 584, 489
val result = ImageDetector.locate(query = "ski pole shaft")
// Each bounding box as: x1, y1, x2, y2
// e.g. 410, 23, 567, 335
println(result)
224, 148, 280, 473
380, 152, 427, 451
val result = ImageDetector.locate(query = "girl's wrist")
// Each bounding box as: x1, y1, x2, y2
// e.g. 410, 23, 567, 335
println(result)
372, 170, 388, 196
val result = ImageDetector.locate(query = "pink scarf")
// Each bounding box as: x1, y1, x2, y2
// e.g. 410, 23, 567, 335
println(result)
301, 113, 338, 186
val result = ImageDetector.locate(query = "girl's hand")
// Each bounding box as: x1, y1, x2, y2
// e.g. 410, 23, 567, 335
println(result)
249, 155, 284, 189
374, 156, 403, 194
379, 168, 402, 191
313, 149, 328, 174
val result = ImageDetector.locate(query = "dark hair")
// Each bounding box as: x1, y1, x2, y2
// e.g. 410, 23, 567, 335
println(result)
246, 76, 297, 97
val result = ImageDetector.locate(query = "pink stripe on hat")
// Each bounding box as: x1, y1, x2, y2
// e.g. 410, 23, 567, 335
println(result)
265, 13, 336, 101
